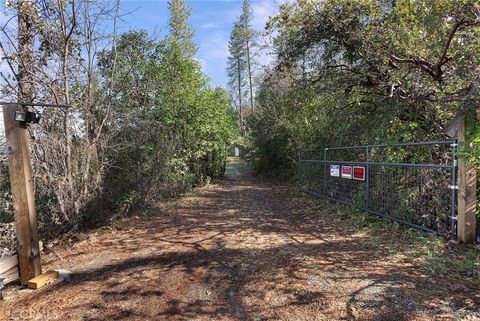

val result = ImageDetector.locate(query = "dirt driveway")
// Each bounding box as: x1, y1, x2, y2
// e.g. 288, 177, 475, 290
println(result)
1, 158, 479, 320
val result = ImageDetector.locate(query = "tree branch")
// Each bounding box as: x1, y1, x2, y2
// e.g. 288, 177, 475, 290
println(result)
388, 16, 478, 82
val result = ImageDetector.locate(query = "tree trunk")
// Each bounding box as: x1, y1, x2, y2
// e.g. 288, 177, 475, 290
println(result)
59, 1, 77, 219
62, 47, 73, 220
246, 39, 254, 111
236, 57, 244, 135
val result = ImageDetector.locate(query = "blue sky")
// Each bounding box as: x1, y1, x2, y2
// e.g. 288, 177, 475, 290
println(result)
119, 0, 283, 87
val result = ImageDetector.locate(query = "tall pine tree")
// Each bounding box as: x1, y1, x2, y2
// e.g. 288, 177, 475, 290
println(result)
167, 0, 198, 57
238, 0, 257, 111
227, 22, 247, 135
227, 0, 258, 135
159, 0, 202, 159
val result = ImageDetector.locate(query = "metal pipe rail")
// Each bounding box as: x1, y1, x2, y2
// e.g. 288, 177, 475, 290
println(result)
300, 140, 456, 152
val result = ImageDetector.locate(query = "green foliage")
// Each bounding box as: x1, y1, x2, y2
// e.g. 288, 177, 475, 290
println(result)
94, 29, 236, 219
80, 2, 237, 226
462, 123, 480, 169
0, 0, 237, 242
461, 122, 480, 222
250, 0, 479, 182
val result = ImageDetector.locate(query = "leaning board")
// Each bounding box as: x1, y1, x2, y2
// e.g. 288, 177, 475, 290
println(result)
0, 255, 19, 284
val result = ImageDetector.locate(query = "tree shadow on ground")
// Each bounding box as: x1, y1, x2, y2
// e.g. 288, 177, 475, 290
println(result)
3, 169, 479, 321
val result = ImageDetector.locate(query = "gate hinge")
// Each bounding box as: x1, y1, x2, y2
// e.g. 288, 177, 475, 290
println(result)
448, 185, 458, 190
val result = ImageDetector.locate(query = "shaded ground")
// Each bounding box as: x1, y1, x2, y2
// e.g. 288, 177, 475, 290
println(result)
1, 157, 479, 320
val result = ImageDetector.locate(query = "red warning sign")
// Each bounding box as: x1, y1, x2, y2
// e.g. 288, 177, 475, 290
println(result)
353, 166, 365, 181
341, 166, 352, 179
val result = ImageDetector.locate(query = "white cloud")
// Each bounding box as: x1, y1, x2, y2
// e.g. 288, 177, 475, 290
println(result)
251, 0, 290, 69
200, 22, 219, 29
197, 30, 231, 86
252, 0, 279, 30
197, 0, 290, 86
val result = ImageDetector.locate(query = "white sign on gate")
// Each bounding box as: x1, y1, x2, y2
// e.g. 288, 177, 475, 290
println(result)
330, 165, 340, 177
341, 166, 353, 179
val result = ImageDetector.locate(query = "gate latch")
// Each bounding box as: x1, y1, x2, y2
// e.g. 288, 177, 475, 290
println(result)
448, 185, 458, 190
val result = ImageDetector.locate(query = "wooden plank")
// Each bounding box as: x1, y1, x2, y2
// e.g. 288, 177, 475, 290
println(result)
457, 116, 477, 243
27, 270, 59, 289
2, 265, 20, 284
2, 104, 42, 284
0, 255, 18, 275
0, 255, 19, 284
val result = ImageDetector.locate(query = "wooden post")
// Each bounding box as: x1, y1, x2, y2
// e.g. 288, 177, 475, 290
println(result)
457, 116, 477, 243
2, 105, 42, 284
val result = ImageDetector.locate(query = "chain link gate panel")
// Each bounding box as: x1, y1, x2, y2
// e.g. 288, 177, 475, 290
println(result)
299, 141, 457, 238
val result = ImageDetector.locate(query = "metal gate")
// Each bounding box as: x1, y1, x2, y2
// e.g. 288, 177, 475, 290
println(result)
299, 140, 457, 239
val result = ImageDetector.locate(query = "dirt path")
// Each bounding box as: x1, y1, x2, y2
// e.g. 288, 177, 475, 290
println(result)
1, 157, 479, 321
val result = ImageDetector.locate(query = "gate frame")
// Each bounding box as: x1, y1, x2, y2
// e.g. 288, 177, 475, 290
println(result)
299, 140, 461, 240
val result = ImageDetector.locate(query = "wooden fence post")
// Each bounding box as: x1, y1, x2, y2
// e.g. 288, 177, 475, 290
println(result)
2, 104, 42, 284
457, 116, 477, 243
